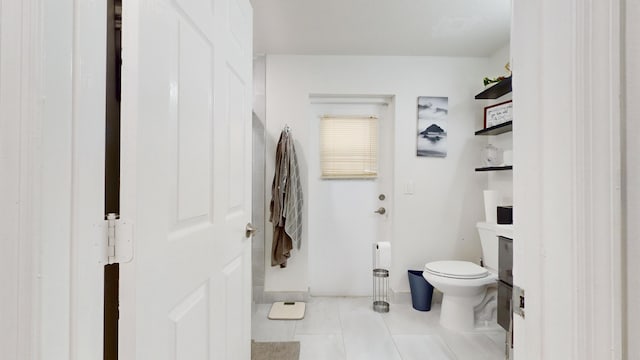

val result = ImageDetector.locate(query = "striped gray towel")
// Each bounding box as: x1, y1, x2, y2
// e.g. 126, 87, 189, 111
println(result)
284, 133, 303, 249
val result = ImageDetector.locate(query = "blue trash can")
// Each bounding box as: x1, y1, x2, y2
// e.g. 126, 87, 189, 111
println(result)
407, 270, 434, 311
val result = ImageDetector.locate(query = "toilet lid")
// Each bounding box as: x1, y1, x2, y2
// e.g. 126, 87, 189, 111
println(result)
424, 260, 489, 279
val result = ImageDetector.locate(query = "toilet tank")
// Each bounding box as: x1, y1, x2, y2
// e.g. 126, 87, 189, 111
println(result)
477, 222, 499, 273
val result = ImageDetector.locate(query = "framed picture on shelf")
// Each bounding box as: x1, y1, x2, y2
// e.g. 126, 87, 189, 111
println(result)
484, 100, 513, 128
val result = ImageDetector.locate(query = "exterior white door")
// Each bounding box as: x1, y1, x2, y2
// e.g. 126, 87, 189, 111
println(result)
308, 97, 394, 296
118, 0, 253, 359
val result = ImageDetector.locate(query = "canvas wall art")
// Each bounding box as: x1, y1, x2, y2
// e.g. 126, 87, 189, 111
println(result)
416, 96, 448, 157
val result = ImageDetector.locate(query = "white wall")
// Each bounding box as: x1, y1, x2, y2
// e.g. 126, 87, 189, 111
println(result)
484, 43, 513, 205
264, 55, 493, 294
486, 44, 511, 79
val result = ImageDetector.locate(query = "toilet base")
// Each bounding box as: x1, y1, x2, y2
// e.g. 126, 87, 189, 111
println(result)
439, 293, 485, 332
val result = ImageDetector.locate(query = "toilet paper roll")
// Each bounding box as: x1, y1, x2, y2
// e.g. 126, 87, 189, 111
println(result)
373, 242, 391, 270
483, 190, 499, 223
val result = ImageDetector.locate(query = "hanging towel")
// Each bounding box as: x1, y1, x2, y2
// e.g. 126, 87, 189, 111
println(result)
283, 135, 303, 250
269, 128, 303, 267
270, 131, 291, 267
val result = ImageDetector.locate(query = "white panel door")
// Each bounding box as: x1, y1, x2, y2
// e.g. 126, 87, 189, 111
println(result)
118, 0, 252, 359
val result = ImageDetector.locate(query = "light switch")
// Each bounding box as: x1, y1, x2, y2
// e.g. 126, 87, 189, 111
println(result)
404, 181, 414, 195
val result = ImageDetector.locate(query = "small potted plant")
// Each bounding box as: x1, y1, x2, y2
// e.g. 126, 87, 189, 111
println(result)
483, 62, 512, 87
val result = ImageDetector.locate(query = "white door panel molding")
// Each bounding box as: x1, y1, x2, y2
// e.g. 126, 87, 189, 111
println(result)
512, 0, 623, 358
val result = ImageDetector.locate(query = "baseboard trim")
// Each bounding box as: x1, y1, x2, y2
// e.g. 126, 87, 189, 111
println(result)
259, 290, 310, 304
390, 289, 442, 305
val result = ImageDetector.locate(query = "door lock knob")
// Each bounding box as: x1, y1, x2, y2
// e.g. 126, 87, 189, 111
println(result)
245, 223, 257, 238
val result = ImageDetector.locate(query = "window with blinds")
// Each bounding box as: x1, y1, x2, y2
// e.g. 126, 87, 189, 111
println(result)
320, 116, 378, 179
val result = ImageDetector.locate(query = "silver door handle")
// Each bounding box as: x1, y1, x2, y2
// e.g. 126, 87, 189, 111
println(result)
374, 207, 386, 215
245, 223, 257, 238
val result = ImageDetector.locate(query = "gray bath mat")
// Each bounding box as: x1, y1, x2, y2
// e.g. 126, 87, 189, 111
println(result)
251, 340, 300, 360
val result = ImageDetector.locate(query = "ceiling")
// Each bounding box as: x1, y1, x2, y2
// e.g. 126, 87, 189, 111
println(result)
252, 0, 511, 57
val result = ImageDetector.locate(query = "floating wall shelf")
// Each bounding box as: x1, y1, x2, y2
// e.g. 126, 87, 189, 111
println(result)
475, 165, 513, 172
475, 77, 512, 99
475, 121, 513, 136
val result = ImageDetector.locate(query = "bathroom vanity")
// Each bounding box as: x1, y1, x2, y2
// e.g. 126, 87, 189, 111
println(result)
497, 235, 513, 330
496, 225, 514, 358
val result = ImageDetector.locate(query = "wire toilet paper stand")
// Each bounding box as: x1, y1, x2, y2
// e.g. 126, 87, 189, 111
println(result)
372, 242, 391, 313
372, 268, 390, 313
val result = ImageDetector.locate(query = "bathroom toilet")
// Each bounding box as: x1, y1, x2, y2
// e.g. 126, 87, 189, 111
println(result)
422, 222, 499, 331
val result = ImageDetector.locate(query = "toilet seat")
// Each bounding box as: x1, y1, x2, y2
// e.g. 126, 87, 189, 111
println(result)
424, 260, 488, 279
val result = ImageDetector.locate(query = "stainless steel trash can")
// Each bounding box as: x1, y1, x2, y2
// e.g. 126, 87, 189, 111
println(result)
372, 268, 389, 313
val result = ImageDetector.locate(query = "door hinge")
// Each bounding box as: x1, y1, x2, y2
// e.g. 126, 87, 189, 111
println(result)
106, 213, 133, 264
513, 285, 525, 318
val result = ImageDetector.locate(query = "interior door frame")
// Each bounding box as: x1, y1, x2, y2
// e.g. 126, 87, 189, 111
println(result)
624, 2, 640, 357
5, 0, 632, 358
0, 0, 41, 357
2, 0, 108, 358
512, 0, 624, 358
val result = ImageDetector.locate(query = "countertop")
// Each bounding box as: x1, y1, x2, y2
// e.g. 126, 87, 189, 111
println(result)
495, 224, 514, 239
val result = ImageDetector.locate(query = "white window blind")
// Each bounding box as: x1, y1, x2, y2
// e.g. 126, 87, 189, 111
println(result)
320, 116, 378, 179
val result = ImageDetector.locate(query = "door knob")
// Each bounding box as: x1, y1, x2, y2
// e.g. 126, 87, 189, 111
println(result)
245, 223, 257, 238
374, 207, 386, 215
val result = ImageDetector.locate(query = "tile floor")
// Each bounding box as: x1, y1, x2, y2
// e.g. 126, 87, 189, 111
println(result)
252, 297, 507, 360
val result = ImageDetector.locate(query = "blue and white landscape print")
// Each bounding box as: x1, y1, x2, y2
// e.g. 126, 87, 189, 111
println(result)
416, 96, 448, 157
